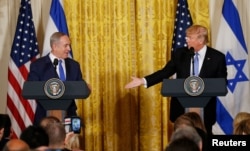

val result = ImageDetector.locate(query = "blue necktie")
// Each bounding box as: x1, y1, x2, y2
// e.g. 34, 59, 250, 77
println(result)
59, 60, 66, 81
194, 53, 199, 76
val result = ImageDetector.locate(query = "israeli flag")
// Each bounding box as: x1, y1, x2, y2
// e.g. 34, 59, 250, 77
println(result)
42, 0, 72, 57
213, 0, 249, 134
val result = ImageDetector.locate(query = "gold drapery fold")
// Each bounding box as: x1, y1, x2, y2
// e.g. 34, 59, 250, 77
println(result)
64, 0, 209, 150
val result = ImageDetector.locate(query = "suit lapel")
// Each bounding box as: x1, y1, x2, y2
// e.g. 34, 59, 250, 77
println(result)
65, 58, 70, 80
45, 55, 59, 79
181, 50, 192, 77
199, 48, 211, 77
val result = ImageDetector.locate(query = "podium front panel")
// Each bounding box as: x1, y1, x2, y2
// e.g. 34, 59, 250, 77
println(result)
22, 81, 90, 100
161, 78, 227, 108
161, 78, 227, 97
22, 80, 90, 111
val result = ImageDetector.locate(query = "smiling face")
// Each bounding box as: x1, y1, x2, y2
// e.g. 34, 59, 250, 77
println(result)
50, 33, 71, 59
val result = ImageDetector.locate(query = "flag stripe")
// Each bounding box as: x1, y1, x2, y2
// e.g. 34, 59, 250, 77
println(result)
222, 0, 247, 52
8, 63, 34, 122
216, 98, 233, 134
7, 94, 26, 131
5, 109, 20, 139
50, 0, 69, 34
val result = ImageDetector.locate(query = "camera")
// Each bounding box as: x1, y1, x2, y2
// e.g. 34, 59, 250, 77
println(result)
64, 116, 82, 134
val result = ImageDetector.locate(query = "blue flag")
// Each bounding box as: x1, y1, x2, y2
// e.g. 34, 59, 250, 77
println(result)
213, 0, 249, 134
42, 0, 72, 57
171, 0, 193, 51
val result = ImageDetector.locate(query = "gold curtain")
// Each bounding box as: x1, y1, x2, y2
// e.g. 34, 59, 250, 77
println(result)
64, 0, 209, 150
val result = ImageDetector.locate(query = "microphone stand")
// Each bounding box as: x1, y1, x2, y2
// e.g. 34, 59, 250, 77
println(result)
189, 47, 195, 76
192, 56, 195, 76
53, 58, 59, 78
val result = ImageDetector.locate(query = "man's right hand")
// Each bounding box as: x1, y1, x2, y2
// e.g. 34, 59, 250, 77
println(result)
125, 76, 145, 89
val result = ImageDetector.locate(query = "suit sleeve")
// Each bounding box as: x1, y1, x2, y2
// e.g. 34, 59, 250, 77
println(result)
27, 62, 40, 81
144, 61, 176, 88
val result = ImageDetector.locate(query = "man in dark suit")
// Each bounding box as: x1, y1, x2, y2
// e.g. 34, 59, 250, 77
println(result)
28, 32, 90, 125
125, 25, 227, 135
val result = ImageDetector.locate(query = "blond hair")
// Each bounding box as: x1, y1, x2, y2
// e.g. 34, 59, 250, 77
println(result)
186, 25, 208, 44
233, 112, 250, 133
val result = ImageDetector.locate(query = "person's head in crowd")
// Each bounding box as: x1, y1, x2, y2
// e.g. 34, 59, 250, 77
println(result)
233, 118, 250, 135
2, 139, 29, 151
45, 122, 67, 149
174, 113, 207, 151
233, 112, 250, 132
170, 126, 202, 151
183, 112, 207, 133
0, 114, 12, 150
39, 116, 61, 128
165, 137, 200, 151
20, 125, 49, 150
174, 114, 195, 131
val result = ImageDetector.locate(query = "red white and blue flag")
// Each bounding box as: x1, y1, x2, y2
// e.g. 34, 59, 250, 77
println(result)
7, 0, 39, 138
171, 0, 193, 51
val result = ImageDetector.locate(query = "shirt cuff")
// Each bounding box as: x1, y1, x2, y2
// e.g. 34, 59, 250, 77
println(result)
142, 78, 147, 88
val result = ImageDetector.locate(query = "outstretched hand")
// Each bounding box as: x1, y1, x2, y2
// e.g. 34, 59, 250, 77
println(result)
125, 76, 145, 89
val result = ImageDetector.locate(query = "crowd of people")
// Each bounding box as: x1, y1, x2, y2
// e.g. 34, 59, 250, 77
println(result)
2, 111, 250, 151
0, 114, 83, 151
165, 111, 250, 151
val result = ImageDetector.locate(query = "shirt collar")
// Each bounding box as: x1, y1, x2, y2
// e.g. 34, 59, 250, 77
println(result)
196, 45, 207, 58
49, 53, 64, 63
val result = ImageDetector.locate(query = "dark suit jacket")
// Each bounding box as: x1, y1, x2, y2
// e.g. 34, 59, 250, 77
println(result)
144, 46, 227, 132
28, 54, 85, 125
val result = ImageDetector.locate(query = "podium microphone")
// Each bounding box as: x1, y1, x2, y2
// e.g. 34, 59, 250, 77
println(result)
53, 58, 59, 69
189, 47, 194, 56
53, 58, 59, 78
189, 47, 195, 76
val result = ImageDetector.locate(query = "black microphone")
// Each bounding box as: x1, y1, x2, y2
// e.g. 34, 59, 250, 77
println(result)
53, 58, 59, 78
53, 58, 58, 69
189, 47, 195, 76
189, 47, 195, 56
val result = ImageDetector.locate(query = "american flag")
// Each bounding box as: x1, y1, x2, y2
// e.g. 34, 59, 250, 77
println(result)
7, 0, 39, 138
171, 0, 193, 51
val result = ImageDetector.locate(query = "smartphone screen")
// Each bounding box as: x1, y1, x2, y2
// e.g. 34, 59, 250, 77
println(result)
71, 117, 81, 134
